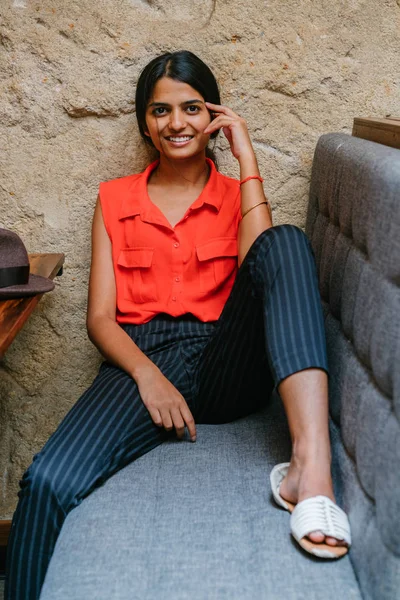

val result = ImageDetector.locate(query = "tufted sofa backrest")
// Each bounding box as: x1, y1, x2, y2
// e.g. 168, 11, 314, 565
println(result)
305, 133, 400, 600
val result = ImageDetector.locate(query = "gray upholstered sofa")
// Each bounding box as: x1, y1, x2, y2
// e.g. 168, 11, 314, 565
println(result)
39, 133, 400, 600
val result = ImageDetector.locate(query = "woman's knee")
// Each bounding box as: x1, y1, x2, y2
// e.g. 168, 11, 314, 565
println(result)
247, 225, 316, 286
262, 224, 308, 244
256, 224, 312, 261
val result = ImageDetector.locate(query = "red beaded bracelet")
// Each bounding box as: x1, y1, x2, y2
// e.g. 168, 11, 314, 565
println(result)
239, 175, 264, 186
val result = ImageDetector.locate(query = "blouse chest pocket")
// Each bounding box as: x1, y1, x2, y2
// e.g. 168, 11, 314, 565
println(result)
117, 247, 158, 304
196, 237, 238, 293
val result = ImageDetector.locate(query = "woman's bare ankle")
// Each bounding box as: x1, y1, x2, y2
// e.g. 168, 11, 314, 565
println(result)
291, 438, 332, 468
281, 444, 335, 504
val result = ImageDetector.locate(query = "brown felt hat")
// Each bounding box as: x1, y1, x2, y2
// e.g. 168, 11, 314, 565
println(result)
0, 228, 55, 299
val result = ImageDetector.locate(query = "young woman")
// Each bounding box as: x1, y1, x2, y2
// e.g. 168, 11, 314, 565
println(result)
5, 50, 351, 600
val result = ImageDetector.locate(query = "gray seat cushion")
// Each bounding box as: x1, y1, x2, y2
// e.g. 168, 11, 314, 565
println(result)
39, 394, 361, 600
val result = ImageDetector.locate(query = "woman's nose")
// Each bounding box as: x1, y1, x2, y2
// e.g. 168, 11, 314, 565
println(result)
169, 109, 186, 131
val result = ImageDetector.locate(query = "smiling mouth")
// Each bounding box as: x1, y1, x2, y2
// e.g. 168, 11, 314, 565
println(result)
165, 135, 194, 143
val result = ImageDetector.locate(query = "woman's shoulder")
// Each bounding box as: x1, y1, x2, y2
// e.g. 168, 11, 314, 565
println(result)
217, 171, 239, 184
99, 161, 157, 195
98, 169, 148, 227
215, 169, 240, 196
99, 171, 142, 192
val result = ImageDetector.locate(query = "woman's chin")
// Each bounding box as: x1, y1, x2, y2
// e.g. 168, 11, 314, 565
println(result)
160, 147, 207, 162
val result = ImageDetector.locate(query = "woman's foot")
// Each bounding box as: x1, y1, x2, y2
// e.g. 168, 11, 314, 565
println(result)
278, 456, 349, 547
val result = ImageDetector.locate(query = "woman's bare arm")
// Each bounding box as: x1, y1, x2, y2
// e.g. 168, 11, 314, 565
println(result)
86, 196, 155, 380
86, 197, 197, 441
203, 102, 273, 266
236, 152, 273, 265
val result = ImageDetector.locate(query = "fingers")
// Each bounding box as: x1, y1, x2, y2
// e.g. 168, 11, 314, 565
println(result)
170, 407, 186, 440
203, 101, 247, 139
203, 115, 235, 135
204, 101, 238, 134
223, 126, 233, 143
180, 403, 197, 441
150, 408, 163, 427
155, 402, 197, 442
140, 371, 197, 442
205, 101, 237, 117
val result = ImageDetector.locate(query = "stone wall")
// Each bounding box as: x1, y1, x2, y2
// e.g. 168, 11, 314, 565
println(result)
1, 0, 399, 517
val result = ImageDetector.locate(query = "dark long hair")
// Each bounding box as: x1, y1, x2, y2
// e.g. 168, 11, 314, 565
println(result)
135, 50, 220, 165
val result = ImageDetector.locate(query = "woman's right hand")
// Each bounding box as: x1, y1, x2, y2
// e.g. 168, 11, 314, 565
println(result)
136, 364, 197, 442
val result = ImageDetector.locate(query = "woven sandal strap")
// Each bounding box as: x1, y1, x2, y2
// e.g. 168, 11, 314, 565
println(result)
270, 463, 290, 510
290, 495, 352, 546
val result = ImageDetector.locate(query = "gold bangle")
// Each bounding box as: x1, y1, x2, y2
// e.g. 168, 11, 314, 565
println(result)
241, 200, 269, 219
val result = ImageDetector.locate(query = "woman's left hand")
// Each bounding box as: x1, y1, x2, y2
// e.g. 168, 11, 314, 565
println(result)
203, 102, 255, 162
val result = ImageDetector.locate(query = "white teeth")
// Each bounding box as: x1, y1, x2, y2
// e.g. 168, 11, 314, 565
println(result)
167, 136, 192, 142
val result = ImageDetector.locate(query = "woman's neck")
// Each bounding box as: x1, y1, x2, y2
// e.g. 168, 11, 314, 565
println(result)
153, 152, 209, 188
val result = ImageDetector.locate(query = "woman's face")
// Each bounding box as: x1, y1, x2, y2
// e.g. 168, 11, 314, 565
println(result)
144, 77, 212, 160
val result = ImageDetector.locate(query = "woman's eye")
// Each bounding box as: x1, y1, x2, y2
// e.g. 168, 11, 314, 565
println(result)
187, 105, 200, 113
153, 107, 167, 116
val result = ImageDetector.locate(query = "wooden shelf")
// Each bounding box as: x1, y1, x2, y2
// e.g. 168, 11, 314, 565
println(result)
0, 521, 12, 547
352, 117, 400, 150
0, 520, 12, 574
0, 253, 65, 359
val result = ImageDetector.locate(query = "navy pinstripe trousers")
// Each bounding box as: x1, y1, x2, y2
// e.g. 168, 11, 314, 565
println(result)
5, 225, 329, 600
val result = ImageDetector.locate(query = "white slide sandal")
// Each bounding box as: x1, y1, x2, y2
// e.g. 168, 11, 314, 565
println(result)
270, 463, 352, 559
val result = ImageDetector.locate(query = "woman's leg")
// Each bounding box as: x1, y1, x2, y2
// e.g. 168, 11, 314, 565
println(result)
193, 225, 346, 546
4, 334, 191, 600
277, 369, 339, 545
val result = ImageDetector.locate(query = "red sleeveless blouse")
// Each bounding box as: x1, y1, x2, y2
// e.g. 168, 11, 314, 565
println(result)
99, 158, 242, 325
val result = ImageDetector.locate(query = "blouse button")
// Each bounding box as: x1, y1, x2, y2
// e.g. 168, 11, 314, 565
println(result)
175, 277, 180, 282
173, 242, 179, 248
172, 296, 177, 301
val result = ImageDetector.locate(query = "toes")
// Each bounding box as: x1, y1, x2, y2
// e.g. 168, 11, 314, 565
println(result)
308, 531, 325, 543
308, 534, 348, 547
325, 536, 339, 546
326, 536, 348, 547
308, 533, 347, 546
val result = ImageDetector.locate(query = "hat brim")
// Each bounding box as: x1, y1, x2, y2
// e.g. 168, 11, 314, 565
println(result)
0, 273, 55, 299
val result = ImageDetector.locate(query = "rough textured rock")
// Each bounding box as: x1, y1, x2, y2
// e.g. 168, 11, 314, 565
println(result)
1, 0, 399, 517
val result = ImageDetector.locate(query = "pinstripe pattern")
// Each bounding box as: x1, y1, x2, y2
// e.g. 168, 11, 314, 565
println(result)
5, 225, 328, 600
193, 225, 328, 422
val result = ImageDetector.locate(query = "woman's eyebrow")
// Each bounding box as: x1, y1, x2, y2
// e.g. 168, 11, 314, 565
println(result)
148, 99, 205, 108
182, 99, 204, 105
